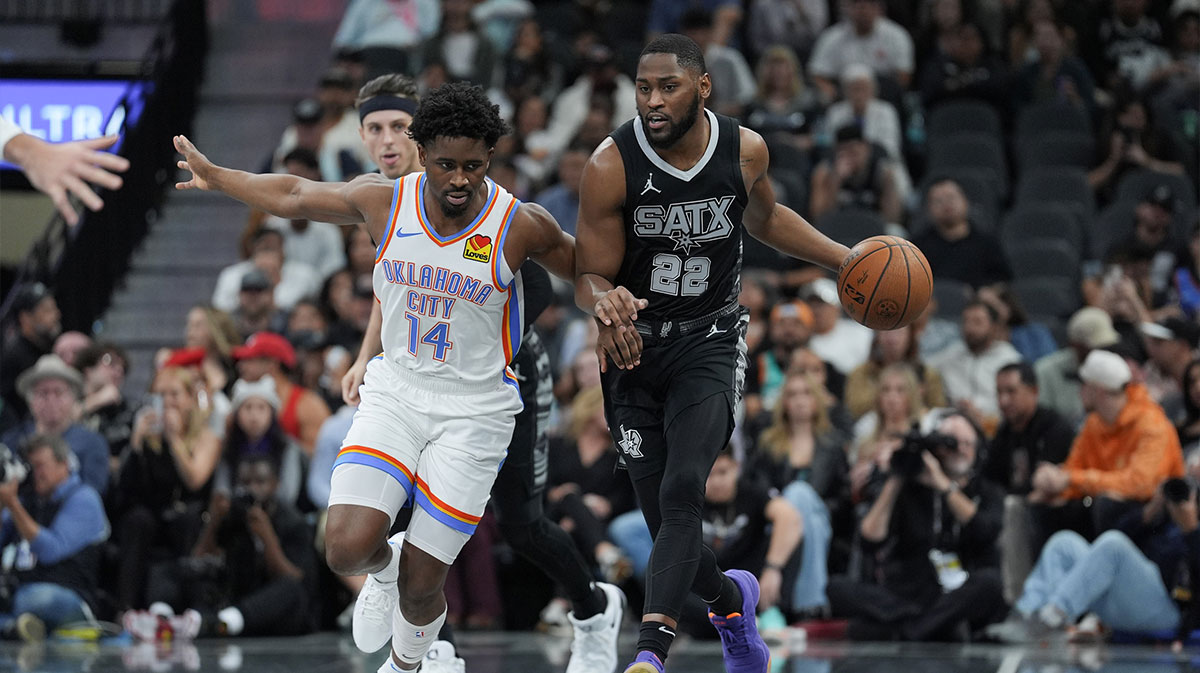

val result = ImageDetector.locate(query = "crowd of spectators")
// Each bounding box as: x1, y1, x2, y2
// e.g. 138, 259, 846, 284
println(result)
1, 0, 1199, 650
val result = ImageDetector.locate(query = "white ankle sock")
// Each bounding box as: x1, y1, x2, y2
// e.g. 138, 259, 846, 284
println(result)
217, 606, 245, 636
392, 606, 447, 666
373, 540, 401, 584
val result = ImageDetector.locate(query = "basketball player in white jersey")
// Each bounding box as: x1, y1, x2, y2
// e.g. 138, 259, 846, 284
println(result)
344, 74, 625, 673
174, 82, 578, 672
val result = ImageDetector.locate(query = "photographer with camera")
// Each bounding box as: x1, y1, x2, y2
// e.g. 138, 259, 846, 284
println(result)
1, 355, 109, 497
990, 469, 1200, 646
0, 435, 109, 641
827, 411, 1007, 640
129, 453, 315, 639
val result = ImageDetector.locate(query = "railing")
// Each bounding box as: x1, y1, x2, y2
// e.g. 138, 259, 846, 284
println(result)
0, 0, 207, 333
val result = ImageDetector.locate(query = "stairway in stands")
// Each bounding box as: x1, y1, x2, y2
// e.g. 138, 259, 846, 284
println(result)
97, 7, 343, 397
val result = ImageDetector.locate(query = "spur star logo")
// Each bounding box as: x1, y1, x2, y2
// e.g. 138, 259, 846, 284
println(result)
633, 195, 736, 253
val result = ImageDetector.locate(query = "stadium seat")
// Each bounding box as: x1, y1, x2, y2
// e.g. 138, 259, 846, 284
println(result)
1000, 205, 1088, 259
1016, 101, 1092, 139
1018, 131, 1095, 170
1004, 239, 1081, 282
927, 100, 1003, 138
932, 278, 973, 320
1012, 277, 1081, 318
1014, 167, 1095, 223
814, 208, 886, 248
927, 133, 1009, 197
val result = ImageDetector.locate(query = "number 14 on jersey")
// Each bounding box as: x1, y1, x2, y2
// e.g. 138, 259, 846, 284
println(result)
404, 313, 454, 361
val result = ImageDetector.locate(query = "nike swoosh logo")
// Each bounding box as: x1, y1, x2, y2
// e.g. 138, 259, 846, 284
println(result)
658, 625, 676, 637
394, 229, 421, 238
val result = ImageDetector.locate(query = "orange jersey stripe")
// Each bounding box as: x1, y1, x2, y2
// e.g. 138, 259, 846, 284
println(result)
415, 176, 500, 247
337, 445, 415, 483
414, 475, 482, 524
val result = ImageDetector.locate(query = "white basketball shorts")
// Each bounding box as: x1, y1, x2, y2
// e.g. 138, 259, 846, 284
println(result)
328, 356, 522, 564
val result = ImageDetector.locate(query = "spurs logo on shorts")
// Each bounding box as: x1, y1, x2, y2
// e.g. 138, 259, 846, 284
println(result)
618, 424, 644, 459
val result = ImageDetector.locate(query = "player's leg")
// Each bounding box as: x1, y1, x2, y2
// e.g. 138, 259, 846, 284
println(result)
492, 337, 623, 673
386, 385, 518, 670
326, 359, 425, 654
619, 394, 733, 671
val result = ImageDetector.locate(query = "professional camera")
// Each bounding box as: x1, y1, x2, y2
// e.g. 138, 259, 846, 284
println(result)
890, 426, 958, 478
0, 443, 28, 485
1163, 477, 1196, 504
229, 488, 259, 520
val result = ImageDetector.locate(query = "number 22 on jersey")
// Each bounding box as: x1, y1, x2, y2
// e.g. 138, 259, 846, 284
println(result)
650, 253, 711, 296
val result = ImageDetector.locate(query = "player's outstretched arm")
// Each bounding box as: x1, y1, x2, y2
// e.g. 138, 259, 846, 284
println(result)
2, 125, 130, 226
739, 129, 849, 272
574, 141, 647, 370
173, 134, 382, 228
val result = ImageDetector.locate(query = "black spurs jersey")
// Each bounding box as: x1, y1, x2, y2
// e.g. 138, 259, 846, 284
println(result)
610, 109, 749, 323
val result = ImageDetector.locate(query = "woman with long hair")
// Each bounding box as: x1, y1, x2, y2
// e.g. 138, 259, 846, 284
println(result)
215, 377, 304, 508
752, 370, 849, 617
844, 325, 947, 420
113, 365, 222, 611
182, 304, 240, 435
850, 363, 927, 500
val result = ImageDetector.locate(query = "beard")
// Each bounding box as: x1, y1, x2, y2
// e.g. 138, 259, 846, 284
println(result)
645, 93, 701, 149
438, 192, 472, 218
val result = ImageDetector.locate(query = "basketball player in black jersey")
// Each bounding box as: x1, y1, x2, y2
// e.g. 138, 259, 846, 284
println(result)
575, 35, 851, 673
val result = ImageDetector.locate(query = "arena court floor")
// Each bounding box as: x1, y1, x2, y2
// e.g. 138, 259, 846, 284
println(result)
0, 631, 1194, 673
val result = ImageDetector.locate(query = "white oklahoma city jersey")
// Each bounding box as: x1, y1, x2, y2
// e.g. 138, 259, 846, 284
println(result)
373, 172, 525, 385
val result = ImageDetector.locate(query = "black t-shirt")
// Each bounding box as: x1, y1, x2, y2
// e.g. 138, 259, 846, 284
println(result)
912, 227, 1013, 289
220, 502, 315, 601
0, 334, 48, 429
861, 469, 1004, 603
986, 406, 1077, 494
547, 436, 636, 518
702, 479, 772, 573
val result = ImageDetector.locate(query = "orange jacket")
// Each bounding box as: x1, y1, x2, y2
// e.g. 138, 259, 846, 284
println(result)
1062, 384, 1185, 501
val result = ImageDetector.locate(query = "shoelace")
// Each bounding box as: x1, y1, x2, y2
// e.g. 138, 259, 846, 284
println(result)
361, 586, 392, 613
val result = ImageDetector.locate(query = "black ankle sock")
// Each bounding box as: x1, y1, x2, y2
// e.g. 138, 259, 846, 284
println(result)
705, 573, 743, 616
573, 583, 606, 620
636, 620, 675, 663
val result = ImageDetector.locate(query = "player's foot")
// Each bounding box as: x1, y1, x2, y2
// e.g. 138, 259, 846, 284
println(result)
376, 641, 465, 673
985, 612, 1063, 644
353, 532, 404, 653
708, 569, 771, 673
566, 582, 625, 673
420, 640, 466, 673
622, 651, 664, 673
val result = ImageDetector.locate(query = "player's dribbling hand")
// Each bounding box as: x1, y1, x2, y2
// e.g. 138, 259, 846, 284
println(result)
341, 357, 368, 406
173, 135, 214, 191
596, 319, 642, 372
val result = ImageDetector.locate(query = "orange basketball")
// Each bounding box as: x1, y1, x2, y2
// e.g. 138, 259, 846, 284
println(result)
836, 235, 933, 330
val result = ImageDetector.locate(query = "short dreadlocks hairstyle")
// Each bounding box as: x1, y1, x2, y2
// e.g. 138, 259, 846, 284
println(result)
641, 33, 707, 76
408, 82, 509, 149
